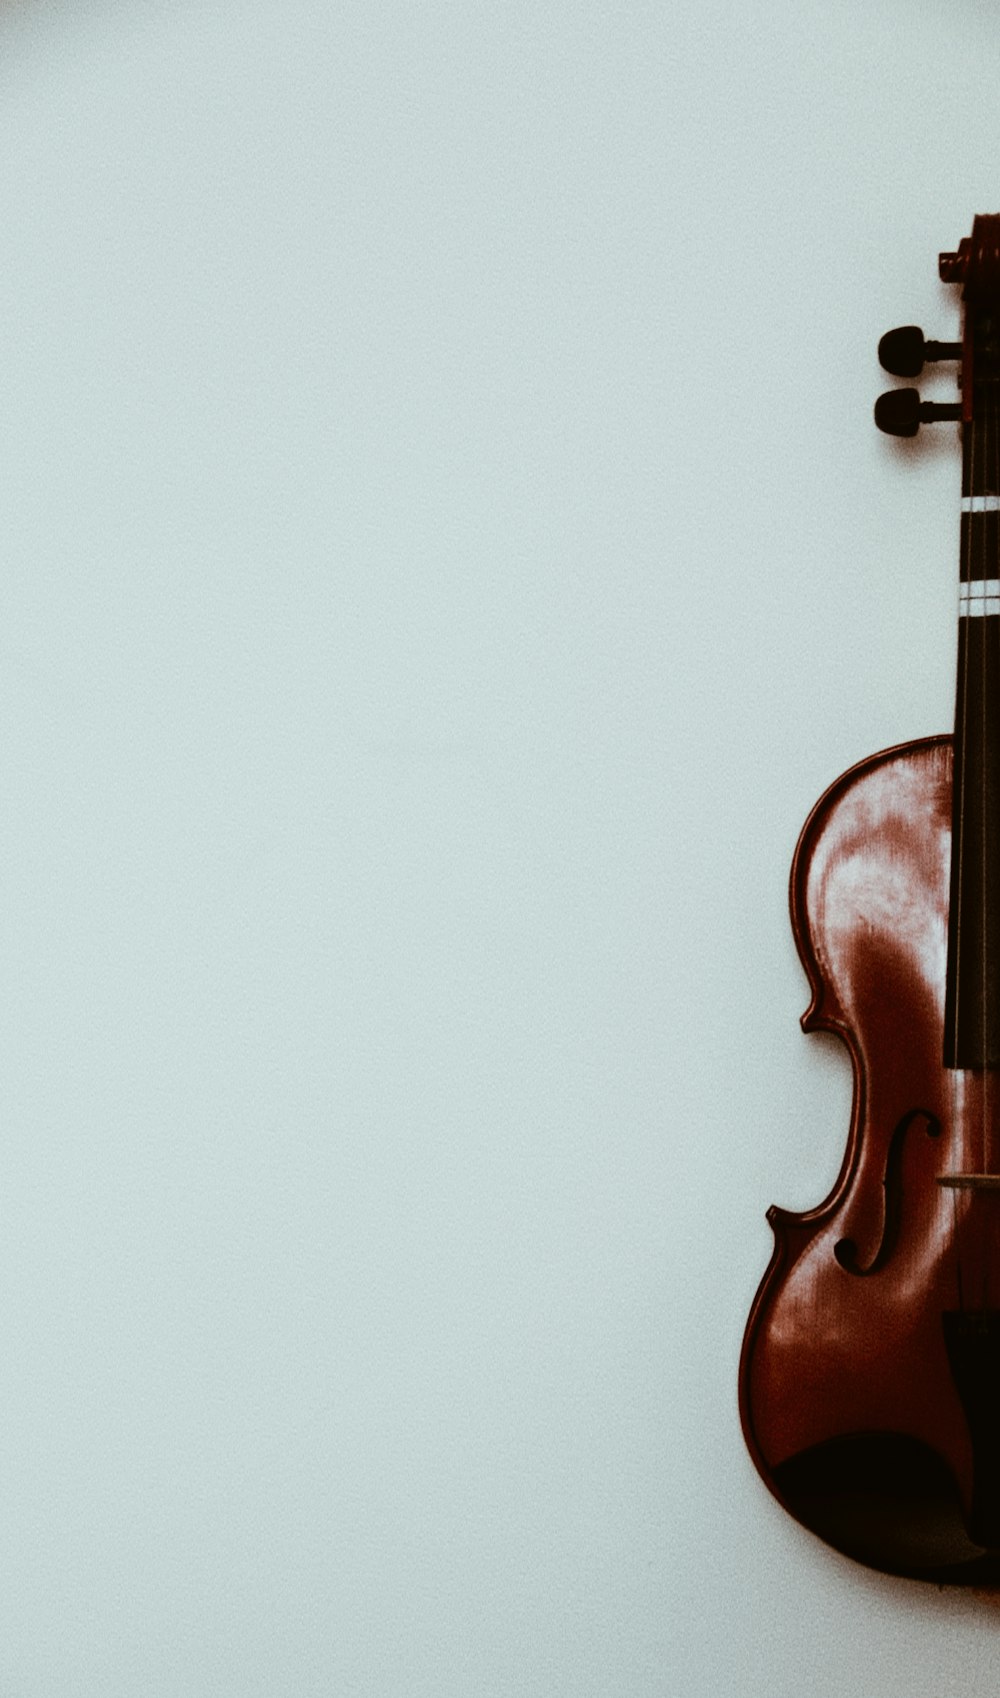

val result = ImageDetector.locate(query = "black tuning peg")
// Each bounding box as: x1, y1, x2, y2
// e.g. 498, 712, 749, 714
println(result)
874, 388, 963, 437
878, 325, 962, 377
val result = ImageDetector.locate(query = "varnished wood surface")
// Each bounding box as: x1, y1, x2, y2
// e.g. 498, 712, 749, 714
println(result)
739, 737, 1000, 1579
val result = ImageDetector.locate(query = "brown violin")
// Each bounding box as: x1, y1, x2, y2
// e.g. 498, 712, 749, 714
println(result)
739, 217, 1000, 1584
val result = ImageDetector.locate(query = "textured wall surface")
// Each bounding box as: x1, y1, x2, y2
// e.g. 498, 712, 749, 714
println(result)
0, 0, 996, 1690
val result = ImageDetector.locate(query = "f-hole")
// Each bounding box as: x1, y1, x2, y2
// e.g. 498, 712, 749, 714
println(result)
834, 1109, 942, 1276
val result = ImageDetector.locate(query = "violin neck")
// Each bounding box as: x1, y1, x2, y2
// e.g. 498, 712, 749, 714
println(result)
944, 411, 1000, 1067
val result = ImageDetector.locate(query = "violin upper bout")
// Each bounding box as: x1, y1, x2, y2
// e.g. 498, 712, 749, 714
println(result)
790, 736, 952, 1049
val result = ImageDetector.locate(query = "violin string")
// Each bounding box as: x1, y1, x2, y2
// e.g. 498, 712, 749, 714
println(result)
965, 398, 979, 1287
954, 405, 972, 1082
982, 387, 992, 1307
949, 403, 972, 1305
977, 387, 984, 1188
984, 375, 991, 1297
984, 378, 991, 1175
971, 397, 977, 1283
950, 410, 964, 1073
978, 399, 984, 1293
983, 231, 992, 1140
981, 384, 991, 1309
976, 378, 996, 1305
984, 375, 991, 1154
965, 392, 981, 1299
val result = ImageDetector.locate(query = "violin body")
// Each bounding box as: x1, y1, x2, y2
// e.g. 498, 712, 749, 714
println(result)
740, 216, 1000, 1583
740, 735, 1000, 1581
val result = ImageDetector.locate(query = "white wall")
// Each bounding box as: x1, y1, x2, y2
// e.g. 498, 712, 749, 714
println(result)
0, 0, 996, 1689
